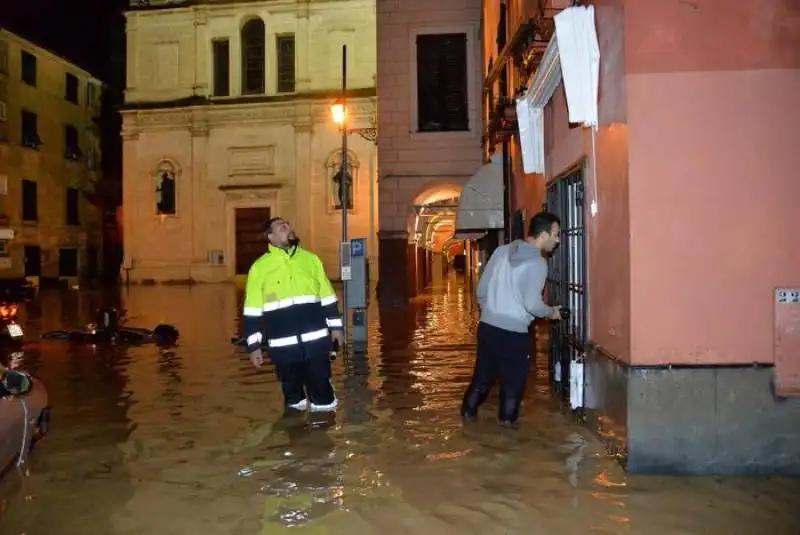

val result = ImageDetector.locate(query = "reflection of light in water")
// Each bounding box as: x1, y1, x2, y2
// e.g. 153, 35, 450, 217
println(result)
593, 469, 627, 488
6, 283, 798, 535
8, 352, 25, 368
424, 449, 471, 462
590, 491, 627, 508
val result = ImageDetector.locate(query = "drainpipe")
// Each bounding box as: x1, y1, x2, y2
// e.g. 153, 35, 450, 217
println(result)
368, 141, 376, 280
502, 138, 511, 244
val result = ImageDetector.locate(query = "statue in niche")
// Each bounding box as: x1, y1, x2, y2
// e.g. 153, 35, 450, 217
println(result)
156, 170, 176, 215
332, 167, 353, 210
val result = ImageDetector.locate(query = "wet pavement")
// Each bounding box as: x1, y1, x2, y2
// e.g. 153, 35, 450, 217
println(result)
1, 277, 799, 534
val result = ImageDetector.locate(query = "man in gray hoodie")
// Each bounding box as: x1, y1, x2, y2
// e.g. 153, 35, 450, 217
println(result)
461, 211, 562, 425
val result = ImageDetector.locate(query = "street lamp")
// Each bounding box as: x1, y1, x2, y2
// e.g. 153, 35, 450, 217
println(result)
331, 46, 378, 352
331, 101, 347, 127
334, 47, 351, 346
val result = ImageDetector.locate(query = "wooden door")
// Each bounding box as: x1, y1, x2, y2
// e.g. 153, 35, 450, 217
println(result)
235, 207, 270, 275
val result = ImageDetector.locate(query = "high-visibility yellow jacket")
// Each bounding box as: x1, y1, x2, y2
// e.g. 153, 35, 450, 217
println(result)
242, 244, 342, 354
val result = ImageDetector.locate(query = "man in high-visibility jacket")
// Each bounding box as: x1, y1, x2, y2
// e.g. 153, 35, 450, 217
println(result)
243, 217, 345, 412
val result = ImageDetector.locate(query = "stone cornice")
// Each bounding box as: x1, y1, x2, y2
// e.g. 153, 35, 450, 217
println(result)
127, 0, 371, 16
121, 95, 377, 131
122, 87, 376, 111
121, 129, 140, 141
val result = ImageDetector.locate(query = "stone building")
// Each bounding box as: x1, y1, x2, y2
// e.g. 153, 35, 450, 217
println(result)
0, 28, 104, 285
375, 0, 491, 306
121, 0, 377, 283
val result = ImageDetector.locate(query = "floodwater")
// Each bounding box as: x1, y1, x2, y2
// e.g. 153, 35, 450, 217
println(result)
1, 277, 799, 535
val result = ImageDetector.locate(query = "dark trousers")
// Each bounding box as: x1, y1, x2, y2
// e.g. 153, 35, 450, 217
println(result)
272, 338, 336, 409
461, 321, 532, 423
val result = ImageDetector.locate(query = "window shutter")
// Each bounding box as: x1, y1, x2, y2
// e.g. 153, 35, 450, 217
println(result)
441, 34, 468, 131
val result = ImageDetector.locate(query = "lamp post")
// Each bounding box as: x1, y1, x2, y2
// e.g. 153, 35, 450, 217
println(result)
331, 45, 379, 351
331, 45, 350, 343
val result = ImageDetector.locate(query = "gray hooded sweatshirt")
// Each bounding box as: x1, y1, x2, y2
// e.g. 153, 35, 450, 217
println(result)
477, 240, 553, 333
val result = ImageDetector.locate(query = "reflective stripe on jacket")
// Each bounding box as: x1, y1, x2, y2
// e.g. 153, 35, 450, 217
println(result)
242, 244, 342, 353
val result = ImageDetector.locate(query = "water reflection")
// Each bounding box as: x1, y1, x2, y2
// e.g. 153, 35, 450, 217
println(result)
0, 280, 798, 534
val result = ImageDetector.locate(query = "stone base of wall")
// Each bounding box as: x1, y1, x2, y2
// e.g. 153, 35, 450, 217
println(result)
122, 263, 230, 284
584, 345, 800, 475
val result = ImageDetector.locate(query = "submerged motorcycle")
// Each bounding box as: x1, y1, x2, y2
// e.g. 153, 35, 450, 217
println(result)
0, 301, 24, 346
42, 307, 180, 348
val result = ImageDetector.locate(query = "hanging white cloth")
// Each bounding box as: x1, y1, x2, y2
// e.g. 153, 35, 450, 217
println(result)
516, 99, 544, 175
517, 36, 561, 174
516, 5, 601, 174
555, 5, 600, 127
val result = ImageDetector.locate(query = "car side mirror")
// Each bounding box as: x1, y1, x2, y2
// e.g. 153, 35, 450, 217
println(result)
0, 370, 32, 396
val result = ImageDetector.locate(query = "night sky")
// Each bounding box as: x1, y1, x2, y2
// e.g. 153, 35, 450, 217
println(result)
1, 0, 127, 85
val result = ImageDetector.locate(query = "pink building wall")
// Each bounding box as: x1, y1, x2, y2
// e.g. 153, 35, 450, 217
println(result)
541, 0, 800, 372
376, 0, 483, 234
544, 0, 632, 362
626, 0, 800, 366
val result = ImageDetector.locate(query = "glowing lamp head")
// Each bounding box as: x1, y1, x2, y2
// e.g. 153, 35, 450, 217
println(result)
0, 304, 18, 319
331, 102, 347, 127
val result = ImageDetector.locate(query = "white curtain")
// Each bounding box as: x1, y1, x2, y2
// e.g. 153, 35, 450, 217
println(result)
516, 5, 600, 174
517, 36, 561, 174
555, 5, 600, 127
516, 99, 544, 175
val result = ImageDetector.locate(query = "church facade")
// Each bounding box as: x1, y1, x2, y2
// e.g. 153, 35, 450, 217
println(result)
121, 0, 377, 283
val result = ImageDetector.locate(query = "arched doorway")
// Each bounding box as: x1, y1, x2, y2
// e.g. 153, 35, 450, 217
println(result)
378, 180, 479, 305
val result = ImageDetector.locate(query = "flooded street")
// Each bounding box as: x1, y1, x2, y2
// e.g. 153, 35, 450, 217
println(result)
1, 278, 799, 534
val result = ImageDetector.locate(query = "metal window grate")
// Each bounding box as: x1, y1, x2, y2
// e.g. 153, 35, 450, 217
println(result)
546, 166, 588, 404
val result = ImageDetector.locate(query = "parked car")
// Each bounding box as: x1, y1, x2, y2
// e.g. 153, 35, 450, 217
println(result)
0, 368, 49, 472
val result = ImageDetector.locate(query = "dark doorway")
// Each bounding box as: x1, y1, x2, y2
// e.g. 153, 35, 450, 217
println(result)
24, 245, 41, 277
546, 166, 588, 406
452, 254, 466, 272
87, 246, 99, 280
235, 207, 270, 275
59, 248, 79, 277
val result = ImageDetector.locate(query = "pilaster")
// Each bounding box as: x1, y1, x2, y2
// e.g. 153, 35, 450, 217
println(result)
190, 121, 209, 262
295, 8, 311, 92
194, 8, 209, 95
294, 117, 313, 250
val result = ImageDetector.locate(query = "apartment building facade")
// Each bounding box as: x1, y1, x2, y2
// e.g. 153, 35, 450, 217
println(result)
0, 28, 104, 285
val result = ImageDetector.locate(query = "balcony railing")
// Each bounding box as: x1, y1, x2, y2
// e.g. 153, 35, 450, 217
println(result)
484, 95, 518, 151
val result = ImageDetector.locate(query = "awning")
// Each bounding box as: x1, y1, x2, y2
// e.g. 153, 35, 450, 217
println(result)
453, 230, 487, 240
455, 155, 504, 233
517, 5, 600, 174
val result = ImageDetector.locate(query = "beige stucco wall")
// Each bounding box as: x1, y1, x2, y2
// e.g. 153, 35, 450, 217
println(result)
125, 1, 376, 101
0, 29, 103, 281
122, 0, 378, 283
